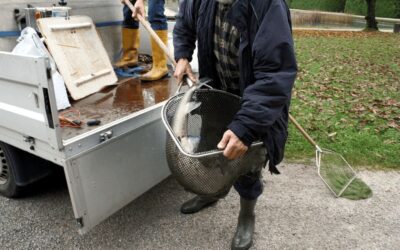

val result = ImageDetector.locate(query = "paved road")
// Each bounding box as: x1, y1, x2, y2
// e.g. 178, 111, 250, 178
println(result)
1, 164, 399, 249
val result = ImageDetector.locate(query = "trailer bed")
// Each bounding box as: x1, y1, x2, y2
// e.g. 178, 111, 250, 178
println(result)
60, 77, 177, 140
0, 44, 174, 235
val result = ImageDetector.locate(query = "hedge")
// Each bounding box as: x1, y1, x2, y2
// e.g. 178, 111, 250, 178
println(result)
287, 0, 400, 18
289, 0, 347, 12
345, 0, 400, 18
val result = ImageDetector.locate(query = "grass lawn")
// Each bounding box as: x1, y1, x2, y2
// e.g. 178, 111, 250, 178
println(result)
286, 30, 400, 170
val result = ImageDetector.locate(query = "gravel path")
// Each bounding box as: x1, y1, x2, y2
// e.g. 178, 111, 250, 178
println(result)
1, 164, 399, 249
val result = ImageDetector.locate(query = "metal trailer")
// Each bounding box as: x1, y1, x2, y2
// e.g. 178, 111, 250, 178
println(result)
0, 51, 171, 234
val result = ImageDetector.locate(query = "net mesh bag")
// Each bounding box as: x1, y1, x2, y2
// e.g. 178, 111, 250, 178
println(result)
317, 148, 372, 200
162, 88, 265, 198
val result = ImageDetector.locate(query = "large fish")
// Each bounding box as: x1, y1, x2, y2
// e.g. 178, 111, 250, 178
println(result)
172, 86, 201, 154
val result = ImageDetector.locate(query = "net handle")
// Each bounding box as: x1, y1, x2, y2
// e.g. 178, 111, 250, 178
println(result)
289, 114, 318, 148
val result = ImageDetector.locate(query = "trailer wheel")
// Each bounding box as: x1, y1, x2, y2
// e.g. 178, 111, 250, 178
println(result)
0, 142, 22, 198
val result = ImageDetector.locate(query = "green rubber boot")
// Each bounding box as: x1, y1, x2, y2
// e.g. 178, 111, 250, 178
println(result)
180, 196, 219, 214
231, 198, 257, 250
115, 28, 140, 68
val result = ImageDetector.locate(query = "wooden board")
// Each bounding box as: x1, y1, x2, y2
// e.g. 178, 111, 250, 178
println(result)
37, 16, 117, 100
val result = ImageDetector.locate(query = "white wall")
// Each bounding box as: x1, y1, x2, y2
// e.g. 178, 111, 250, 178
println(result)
0, 1, 196, 70
0, 0, 123, 59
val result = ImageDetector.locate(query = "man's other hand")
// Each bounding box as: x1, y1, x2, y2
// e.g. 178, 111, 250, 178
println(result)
131, 0, 145, 19
217, 130, 248, 160
173, 58, 197, 84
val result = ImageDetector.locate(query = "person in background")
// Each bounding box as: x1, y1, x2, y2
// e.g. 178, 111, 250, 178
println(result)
116, 0, 168, 81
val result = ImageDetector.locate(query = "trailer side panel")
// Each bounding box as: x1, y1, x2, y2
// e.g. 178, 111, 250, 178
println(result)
63, 104, 170, 234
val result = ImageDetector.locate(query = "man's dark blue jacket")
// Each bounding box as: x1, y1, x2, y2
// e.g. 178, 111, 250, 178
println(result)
173, 0, 297, 173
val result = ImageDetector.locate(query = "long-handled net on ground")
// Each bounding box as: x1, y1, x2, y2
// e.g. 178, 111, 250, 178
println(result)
289, 114, 372, 200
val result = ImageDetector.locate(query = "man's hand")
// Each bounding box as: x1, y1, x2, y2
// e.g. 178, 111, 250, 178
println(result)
217, 130, 248, 160
173, 58, 197, 84
131, 0, 145, 19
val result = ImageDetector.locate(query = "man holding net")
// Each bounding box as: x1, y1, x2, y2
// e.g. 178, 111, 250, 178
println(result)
173, 0, 297, 249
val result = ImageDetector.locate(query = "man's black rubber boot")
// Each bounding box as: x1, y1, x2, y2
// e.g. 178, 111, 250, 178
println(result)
231, 198, 257, 250
180, 196, 219, 214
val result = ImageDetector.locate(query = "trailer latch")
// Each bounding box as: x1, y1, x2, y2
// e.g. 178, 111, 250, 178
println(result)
23, 136, 36, 151
99, 130, 113, 142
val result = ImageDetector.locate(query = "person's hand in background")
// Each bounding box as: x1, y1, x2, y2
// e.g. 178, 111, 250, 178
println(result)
173, 58, 197, 84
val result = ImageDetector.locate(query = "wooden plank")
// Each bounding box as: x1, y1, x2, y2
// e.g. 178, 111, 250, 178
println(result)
75, 69, 112, 86
50, 22, 92, 31
37, 16, 117, 100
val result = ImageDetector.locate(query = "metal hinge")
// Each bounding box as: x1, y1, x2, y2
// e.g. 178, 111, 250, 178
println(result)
46, 67, 52, 79
42, 88, 55, 129
99, 130, 113, 142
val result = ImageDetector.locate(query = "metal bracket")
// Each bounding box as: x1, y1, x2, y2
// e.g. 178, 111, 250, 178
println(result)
76, 217, 83, 227
59, 0, 68, 6
99, 130, 113, 142
14, 8, 26, 31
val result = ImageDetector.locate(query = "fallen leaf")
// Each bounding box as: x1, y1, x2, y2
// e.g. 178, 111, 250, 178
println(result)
328, 132, 337, 137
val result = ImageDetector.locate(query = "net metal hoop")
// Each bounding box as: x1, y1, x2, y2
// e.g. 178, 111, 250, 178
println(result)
315, 147, 358, 197
161, 88, 263, 158
161, 86, 266, 197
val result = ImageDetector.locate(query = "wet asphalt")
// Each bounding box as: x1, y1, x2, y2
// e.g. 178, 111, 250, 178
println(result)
1, 164, 399, 249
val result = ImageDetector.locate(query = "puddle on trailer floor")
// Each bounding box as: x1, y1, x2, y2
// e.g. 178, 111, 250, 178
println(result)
60, 76, 178, 141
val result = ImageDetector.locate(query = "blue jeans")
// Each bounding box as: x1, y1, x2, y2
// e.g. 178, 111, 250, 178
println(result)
214, 152, 265, 201
234, 171, 263, 200
123, 0, 167, 30
211, 170, 263, 201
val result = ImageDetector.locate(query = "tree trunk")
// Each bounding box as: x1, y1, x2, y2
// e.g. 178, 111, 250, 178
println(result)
365, 0, 378, 30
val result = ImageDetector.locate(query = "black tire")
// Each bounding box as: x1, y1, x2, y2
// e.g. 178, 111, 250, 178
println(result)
0, 142, 23, 198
